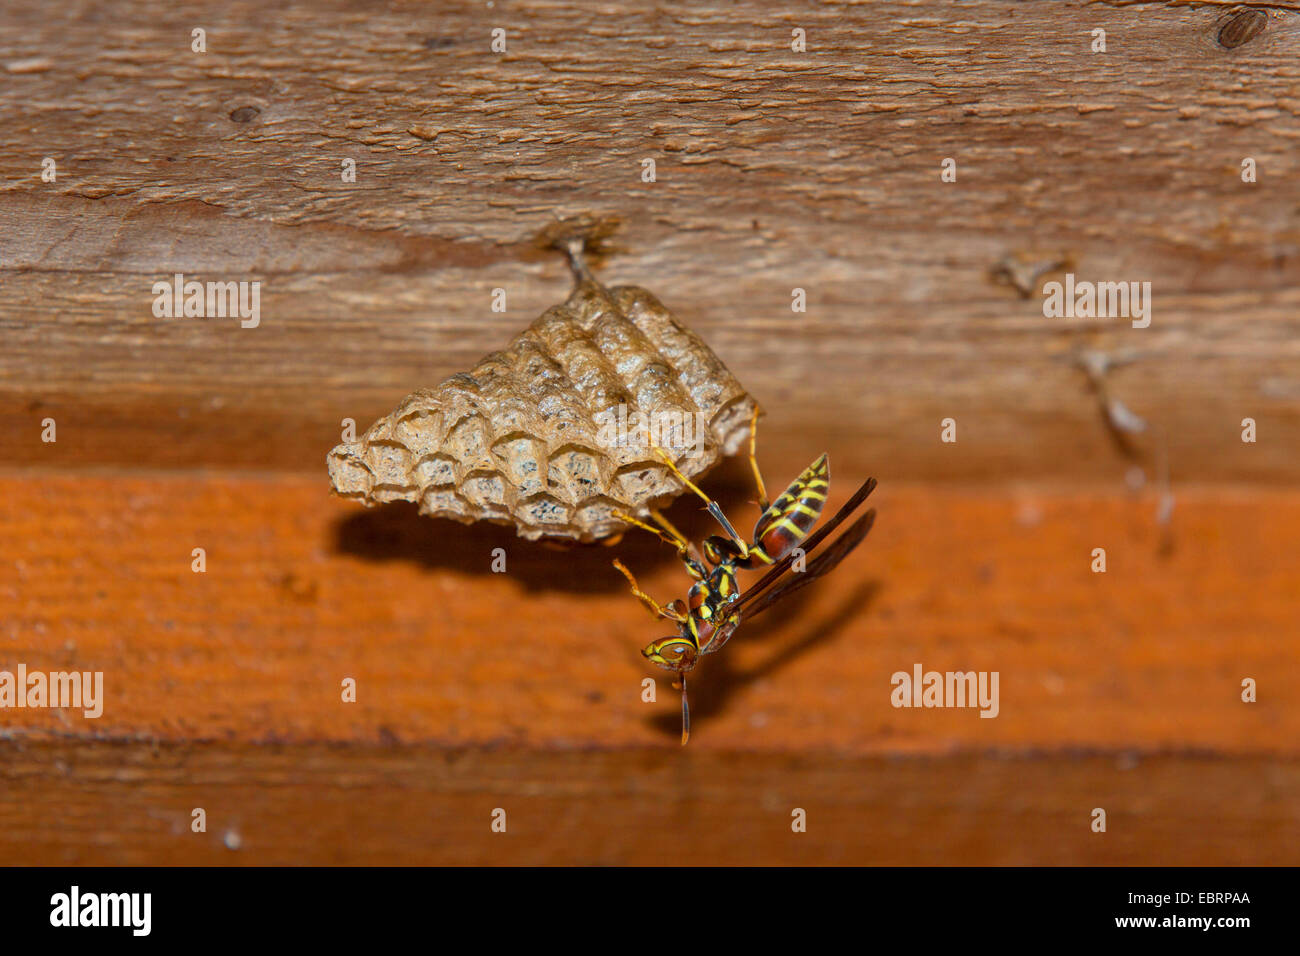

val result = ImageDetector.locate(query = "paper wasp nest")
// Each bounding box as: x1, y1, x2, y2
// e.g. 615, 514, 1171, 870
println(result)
328, 241, 757, 542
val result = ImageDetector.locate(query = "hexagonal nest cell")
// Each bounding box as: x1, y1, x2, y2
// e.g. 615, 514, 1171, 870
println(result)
328, 248, 758, 542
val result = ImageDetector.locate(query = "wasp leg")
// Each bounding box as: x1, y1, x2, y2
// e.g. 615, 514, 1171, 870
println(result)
700, 619, 739, 656
649, 507, 691, 551
746, 405, 771, 513
613, 509, 705, 580
651, 447, 750, 557
612, 559, 686, 623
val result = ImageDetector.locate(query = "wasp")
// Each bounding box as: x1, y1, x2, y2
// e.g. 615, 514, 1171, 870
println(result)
612, 408, 878, 743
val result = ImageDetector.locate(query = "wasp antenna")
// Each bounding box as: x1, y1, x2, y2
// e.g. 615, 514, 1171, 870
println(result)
679, 674, 691, 746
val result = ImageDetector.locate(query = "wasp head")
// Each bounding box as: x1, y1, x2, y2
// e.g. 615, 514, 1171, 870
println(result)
641, 635, 698, 673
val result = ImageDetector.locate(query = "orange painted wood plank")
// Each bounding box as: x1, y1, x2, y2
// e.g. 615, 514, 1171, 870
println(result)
0, 471, 1294, 754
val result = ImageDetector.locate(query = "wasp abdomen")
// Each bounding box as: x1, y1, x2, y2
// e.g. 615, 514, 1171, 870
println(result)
742, 453, 830, 567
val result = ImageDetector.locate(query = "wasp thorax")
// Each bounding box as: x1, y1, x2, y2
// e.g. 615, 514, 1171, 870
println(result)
328, 247, 757, 543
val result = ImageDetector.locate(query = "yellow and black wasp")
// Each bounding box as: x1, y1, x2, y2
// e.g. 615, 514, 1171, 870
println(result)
613, 409, 878, 743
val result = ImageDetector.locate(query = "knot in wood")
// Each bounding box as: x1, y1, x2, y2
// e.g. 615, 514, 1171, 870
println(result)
1216, 9, 1267, 50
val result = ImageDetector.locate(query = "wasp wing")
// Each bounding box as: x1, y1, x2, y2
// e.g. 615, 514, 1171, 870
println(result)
729, 507, 876, 624
719, 476, 877, 625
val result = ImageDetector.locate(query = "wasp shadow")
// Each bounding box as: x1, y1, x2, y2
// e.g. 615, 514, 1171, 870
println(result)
646, 579, 881, 739
331, 459, 768, 595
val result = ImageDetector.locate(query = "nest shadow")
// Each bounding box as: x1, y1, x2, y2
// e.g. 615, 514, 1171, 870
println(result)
331, 460, 769, 594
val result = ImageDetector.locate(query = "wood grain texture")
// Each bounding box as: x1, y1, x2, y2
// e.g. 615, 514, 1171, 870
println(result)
4, 743, 1295, 865
2, 1, 1298, 481
1, 472, 1294, 753
1, 0, 1297, 867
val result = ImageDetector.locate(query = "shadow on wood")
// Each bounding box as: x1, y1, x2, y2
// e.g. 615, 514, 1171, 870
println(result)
648, 581, 882, 742
330, 458, 782, 594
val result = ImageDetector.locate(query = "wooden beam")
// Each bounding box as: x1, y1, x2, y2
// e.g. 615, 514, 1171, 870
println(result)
2, 2, 1298, 480
3, 742, 1293, 865
1, 473, 1293, 752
